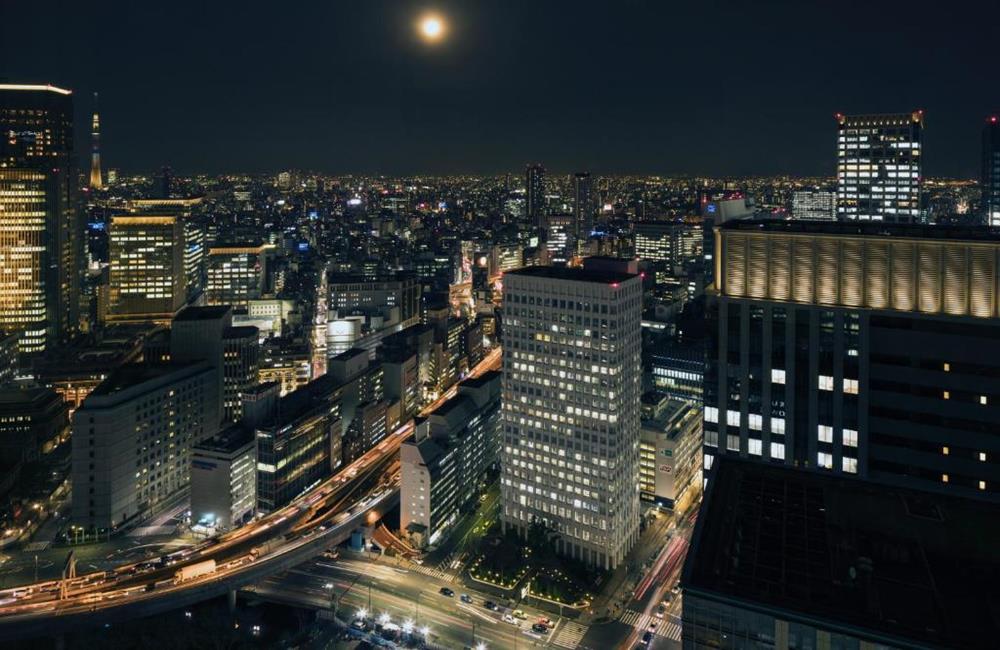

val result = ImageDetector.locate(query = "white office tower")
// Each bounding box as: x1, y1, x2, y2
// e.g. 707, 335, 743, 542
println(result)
500, 260, 642, 569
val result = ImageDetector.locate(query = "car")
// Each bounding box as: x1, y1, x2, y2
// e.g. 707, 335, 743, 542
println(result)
351, 619, 366, 631
655, 604, 666, 618
648, 621, 658, 631
439, 587, 455, 597
512, 609, 527, 619
671, 583, 681, 595
502, 613, 519, 625
537, 616, 553, 626
460, 593, 473, 604
531, 623, 549, 634
642, 631, 653, 645
484, 600, 497, 610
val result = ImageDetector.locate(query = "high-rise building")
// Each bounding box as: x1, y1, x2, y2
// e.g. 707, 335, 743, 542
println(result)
682, 457, 1000, 650
71, 361, 221, 531
108, 215, 186, 323
500, 260, 643, 569
634, 221, 685, 265
982, 115, 1000, 226
706, 219, 1000, 503
251, 378, 343, 513
205, 243, 270, 307
0, 84, 80, 354
836, 111, 923, 223
791, 190, 835, 220
525, 163, 545, 226
573, 172, 594, 251
89, 92, 102, 190
543, 213, 574, 264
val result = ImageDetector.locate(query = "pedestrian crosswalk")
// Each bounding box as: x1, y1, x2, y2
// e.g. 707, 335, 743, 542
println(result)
22, 542, 49, 552
620, 610, 681, 641
551, 621, 587, 649
407, 561, 453, 582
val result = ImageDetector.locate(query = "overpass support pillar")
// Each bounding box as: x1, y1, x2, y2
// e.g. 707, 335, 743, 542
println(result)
228, 588, 237, 613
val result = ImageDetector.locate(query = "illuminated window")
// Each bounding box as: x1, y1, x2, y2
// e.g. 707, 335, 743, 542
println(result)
981, 395, 988, 405
943, 391, 950, 400
748, 439, 762, 456
943, 362, 950, 372
843, 429, 858, 447
842, 457, 858, 474
817, 425, 833, 443
942, 473, 949, 483
817, 452, 833, 469
818, 375, 834, 391
703, 454, 714, 471
979, 480, 987, 491
771, 417, 785, 435
703, 406, 718, 424
726, 435, 740, 452
770, 442, 785, 460
942, 446, 949, 455
843, 378, 859, 395
771, 368, 786, 384
726, 410, 740, 427
748, 414, 762, 431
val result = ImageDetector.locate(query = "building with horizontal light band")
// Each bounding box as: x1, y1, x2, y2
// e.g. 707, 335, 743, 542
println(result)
705, 220, 1000, 503
501, 261, 642, 569
836, 111, 923, 223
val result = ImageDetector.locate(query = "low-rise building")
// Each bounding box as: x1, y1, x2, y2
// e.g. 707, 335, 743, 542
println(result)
400, 370, 501, 549
639, 393, 702, 509
191, 425, 256, 531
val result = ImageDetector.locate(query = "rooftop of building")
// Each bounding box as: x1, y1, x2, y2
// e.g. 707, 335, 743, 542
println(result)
224, 325, 259, 339
0, 386, 63, 411
174, 306, 233, 322
90, 362, 205, 398
722, 218, 1000, 243
194, 424, 255, 454
505, 265, 636, 285
683, 458, 1000, 649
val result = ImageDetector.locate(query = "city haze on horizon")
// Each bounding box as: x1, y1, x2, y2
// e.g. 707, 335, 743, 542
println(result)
2, 0, 998, 177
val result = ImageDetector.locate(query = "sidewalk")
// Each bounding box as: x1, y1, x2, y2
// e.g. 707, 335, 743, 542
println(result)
582, 510, 673, 625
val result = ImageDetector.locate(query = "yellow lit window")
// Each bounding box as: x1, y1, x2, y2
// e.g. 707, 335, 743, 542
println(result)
943, 391, 950, 400
943, 362, 950, 372
979, 481, 986, 491
980, 452, 987, 462
942, 446, 950, 455
942, 474, 949, 483
980, 395, 988, 405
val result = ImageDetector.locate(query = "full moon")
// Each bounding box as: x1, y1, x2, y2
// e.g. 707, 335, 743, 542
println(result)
419, 15, 445, 42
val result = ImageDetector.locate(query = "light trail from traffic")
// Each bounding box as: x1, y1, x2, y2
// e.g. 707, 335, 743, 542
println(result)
0, 346, 502, 639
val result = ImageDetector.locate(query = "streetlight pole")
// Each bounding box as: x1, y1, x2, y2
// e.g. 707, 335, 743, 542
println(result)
415, 591, 421, 626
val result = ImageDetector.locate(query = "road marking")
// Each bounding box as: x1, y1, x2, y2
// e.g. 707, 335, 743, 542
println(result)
620, 609, 682, 641
550, 621, 587, 649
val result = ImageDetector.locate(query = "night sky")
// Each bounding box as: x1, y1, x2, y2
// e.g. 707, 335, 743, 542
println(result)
3, 1, 998, 177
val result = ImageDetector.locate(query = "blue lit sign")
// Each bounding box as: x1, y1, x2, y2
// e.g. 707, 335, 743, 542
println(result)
706, 203, 717, 214
297, 242, 309, 252
87, 222, 106, 231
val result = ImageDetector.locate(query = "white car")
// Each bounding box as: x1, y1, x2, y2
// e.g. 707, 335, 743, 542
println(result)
502, 613, 519, 626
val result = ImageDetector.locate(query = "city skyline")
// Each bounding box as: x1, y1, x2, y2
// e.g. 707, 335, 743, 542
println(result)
3, 1, 999, 177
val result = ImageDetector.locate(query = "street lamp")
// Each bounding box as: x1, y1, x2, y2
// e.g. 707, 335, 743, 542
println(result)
378, 612, 391, 627
402, 619, 414, 635
356, 607, 367, 620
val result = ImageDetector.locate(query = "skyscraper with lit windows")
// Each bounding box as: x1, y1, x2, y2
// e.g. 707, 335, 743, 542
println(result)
983, 115, 1000, 226
705, 219, 1000, 503
835, 111, 923, 223
500, 260, 642, 569
525, 163, 545, 226
573, 172, 593, 251
0, 84, 80, 354
107, 215, 186, 323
